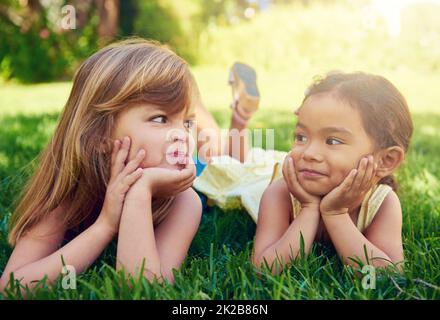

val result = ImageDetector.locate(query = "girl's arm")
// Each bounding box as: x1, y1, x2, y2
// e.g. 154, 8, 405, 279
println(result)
252, 179, 321, 274
0, 205, 115, 293
116, 187, 201, 283
320, 155, 404, 269
0, 137, 144, 293
321, 190, 404, 269
115, 164, 200, 284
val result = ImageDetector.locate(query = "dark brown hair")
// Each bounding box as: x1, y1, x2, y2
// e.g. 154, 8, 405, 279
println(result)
300, 71, 413, 191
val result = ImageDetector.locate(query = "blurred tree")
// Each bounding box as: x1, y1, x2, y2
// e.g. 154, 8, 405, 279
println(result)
119, 0, 198, 64
0, 0, 121, 82
69, 0, 93, 30
0, 0, 68, 82
96, 0, 118, 44
119, 0, 135, 35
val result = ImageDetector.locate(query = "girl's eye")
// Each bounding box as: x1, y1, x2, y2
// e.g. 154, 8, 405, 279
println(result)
184, 119, 195, 129
294, 133, 307, 143
326, 137, 342, 145
151, 115, 167, 124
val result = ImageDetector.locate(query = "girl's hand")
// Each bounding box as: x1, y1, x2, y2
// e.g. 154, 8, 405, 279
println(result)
320, 155, 378, 216
128, 160, 196, 199
97, 136, 145, 235
282, 152, 321, 209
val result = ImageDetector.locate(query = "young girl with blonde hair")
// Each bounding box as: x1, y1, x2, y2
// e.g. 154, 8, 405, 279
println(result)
0, 38, 204, 292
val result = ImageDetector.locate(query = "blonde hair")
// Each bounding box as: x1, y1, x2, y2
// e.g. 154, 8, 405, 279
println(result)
8, 38, 195, 246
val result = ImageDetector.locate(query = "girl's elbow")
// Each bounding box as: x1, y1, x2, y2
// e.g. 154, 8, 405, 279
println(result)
252, 252, 266, 270
343, 255, 404, 274
159, 269, 175, 285
0, 270, 19, 293
371, 258, 404, 273
251, 253, 283, 275
251, 248, 264, 269
0, 271, 33, 298
0, 274, 9, 293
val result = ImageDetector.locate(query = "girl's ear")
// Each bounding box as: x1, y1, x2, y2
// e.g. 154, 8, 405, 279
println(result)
376, 146, 405, 178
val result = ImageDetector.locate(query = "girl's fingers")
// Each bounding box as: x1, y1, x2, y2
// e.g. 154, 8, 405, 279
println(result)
110, 140, 122, 179
113, 136, 131, 175
282, 158, 295, 193
352, 157, 367, 191
282, 157, 289, 181
179, 165, 196, 181
162, 166, 195, 189
111, 139, 121, 167
282, 154, 291, 178
121, 149, 146, 176
181, 165, 197, 184
283, 157, 292, 185
341, 168, 358, 192
287, 157, 299, 185
178, 179, 195, 192
177, 175, 196, 189
120, 168, 144, 193
178, 171, 196, 187
360, 156, 375, 189
188, 162, 197, 176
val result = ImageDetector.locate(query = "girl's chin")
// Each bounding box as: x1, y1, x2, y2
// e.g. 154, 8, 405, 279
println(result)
141, 157, 188, 170
300, 181, 331, 196
157, 162, 186, 170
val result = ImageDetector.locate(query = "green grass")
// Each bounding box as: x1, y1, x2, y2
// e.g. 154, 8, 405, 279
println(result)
1, 1, 439, 300
0, 98, 439, 300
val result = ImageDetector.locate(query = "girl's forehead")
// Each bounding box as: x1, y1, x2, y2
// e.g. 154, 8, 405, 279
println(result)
131, 103, 194, 117
297, 94, 364, 131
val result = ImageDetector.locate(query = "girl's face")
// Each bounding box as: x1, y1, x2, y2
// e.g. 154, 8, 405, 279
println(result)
291, 93, 377, 196
112, 104, 196, 170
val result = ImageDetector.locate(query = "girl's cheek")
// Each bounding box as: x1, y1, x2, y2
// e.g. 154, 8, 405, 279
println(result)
141, 153, 162, 168
290, 148, 302, 161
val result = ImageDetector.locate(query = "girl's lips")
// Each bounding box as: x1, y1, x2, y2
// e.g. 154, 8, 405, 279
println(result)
166, 151, 189, 165
299, 169, 326, 179
168, 151, 187, 157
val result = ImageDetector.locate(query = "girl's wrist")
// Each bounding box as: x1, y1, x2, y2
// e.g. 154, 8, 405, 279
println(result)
93, 216, 118, 239
321, 208, 349, 217
126, 184, 153, 203
127, 172, 153, 196
301, 201, 321, 210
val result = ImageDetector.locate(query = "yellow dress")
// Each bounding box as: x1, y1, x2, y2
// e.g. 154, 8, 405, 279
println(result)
193, 148, 288, 222
193, 148, 392, 232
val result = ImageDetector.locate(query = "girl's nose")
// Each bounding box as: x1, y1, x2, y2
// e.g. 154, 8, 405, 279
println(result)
168, 128, 188, 142
302, 143, 324, 162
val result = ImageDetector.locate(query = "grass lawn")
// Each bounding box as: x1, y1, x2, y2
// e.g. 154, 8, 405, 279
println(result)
0, 1, 439, 300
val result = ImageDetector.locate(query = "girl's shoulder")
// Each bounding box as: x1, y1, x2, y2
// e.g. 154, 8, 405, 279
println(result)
263, 177, 291, 203
151, 189, 203, 230
266, 177, 290, 198
261, 178, 293, 218
375, 188, 402, 217
360, 185, 402, 233
174, 188, 202, 207
167, 188, 203, 218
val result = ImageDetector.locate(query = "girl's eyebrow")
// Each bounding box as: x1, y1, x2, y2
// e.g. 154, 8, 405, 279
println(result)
296, 122, 353, 136
142, 104, 165, 113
